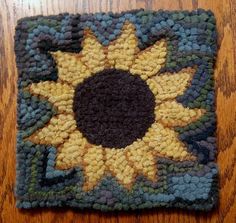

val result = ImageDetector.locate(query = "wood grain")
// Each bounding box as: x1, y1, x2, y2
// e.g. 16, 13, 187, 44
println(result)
0, 0, 236, 222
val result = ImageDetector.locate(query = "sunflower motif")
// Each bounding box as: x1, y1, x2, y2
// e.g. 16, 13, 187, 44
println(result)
27, 22, 205, 191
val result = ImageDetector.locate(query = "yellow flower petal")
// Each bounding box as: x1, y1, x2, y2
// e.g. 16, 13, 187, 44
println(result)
51, 51, 91, 86
105, 149, 136, 188
29, 81, 74, 114
147, 67, 196, 102
143, 123, 195, 161
28, 114, 76, 145
155, 100, 205, 127
126, 141, 157, 181
130, 39, 167, 80
83, 146, 106, 191
81, 29, 106, 74
107, 22, 138, 70
56, 130, 86, 169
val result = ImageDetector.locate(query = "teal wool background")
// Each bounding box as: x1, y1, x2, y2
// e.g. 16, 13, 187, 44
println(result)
15, 9, 218, 211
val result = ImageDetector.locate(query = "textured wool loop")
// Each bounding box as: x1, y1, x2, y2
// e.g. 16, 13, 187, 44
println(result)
73, 69, 155, 148
15, 9, 218, 211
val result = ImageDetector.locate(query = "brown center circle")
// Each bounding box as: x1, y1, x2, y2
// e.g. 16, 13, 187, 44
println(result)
73, 69, 155, 148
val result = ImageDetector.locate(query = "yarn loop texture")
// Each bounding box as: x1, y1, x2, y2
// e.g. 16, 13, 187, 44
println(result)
15, 9, 218, 211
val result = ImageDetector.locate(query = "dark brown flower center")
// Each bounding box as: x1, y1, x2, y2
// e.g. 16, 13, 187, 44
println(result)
73, 69, 155, 148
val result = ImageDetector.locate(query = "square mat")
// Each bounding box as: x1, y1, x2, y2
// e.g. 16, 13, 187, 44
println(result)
15, 9, 218, 211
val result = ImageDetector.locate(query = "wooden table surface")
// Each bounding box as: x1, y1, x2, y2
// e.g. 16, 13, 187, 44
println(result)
0, 0, 235, 222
